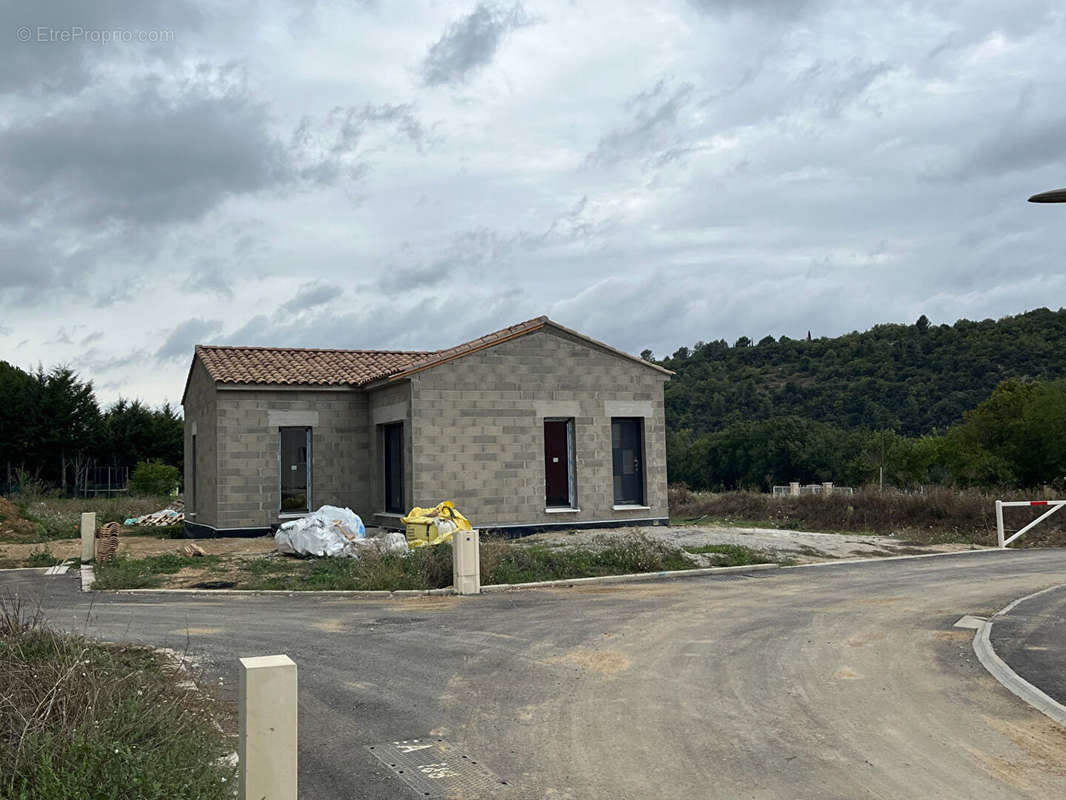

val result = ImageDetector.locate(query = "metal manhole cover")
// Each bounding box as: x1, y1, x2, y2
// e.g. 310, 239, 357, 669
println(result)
367, 738, 511, 798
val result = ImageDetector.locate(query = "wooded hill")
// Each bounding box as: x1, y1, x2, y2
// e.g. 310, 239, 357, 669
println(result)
654, 307, 1066, 438
653, 308, 1066, 491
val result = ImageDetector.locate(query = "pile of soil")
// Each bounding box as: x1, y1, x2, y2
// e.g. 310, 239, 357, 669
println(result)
0, 497, 39, 542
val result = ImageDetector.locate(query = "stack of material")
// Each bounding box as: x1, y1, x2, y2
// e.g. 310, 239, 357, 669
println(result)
96, 521, 120, 563
123, 507, 184, 527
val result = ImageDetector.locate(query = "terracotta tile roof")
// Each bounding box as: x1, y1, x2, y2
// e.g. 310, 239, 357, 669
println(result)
195, 345, 434, 386
192, 314, 670, 390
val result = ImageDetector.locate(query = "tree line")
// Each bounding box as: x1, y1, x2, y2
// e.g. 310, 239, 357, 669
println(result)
0, 361, 182, 494
653, 308, 1066, 491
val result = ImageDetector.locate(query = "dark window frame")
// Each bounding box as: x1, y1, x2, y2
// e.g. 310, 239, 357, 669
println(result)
611, 417, 646, 506
381, 421, 404, 514
279, 426, 312, 514
189, 433, 197, 514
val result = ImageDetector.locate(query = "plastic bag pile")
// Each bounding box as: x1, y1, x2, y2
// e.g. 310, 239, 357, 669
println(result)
274, 505, 407, 559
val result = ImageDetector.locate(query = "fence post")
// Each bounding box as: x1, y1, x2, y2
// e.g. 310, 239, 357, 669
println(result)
789, 481, 800, 497
80, 512, 96, 563
452, 529, 481, 595
995, 500, 1005, 548
239, 655, 298, 800
822, 482, 834, 496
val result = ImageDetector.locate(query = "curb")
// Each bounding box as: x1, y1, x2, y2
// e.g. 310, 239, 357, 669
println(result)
479, 563, 780, 592
783, 547, 1005, 569
80, 564, 95, 592
112, 586, 458, 597
970, 584, 1066, 727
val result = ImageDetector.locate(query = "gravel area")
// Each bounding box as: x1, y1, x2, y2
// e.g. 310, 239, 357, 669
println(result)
518, 524, 987, 563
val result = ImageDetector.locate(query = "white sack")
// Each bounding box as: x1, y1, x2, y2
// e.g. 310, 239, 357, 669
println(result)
275, 505, 366, 558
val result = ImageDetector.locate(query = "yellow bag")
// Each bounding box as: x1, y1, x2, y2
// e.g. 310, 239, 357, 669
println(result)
401, 501, 471, 548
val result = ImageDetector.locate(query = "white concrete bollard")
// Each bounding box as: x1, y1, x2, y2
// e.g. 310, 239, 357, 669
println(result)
452, 529, 481, 595
822, 482, 834, 496
80, 512, 96, 563
789, 482, 800, 497
239, 655, 298, 800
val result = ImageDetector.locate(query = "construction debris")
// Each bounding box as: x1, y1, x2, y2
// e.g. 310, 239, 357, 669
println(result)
124, 505, 184, 527
402, 501, 471, 548
182, 542, 207, 558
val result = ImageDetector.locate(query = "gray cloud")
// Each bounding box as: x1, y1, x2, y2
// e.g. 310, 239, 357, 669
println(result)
279, 281, 344, 313
155, 318, 223, 361
378, 228, 514, 293
688, 0, 817, 18
419, 2, 534, 87
0, 69, 284, 227
588, 80, 694, 166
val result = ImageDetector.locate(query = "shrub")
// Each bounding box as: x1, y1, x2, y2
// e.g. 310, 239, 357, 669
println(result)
24, 547, 62, 568
128, 460, 180, 497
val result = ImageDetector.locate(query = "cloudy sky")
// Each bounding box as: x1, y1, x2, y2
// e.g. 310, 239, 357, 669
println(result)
2, 1, 1065, 407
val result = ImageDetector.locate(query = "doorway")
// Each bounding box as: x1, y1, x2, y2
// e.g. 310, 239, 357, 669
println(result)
544, 418, 575, 508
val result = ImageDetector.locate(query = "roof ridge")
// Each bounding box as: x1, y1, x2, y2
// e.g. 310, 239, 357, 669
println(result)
196, 344, 437, 355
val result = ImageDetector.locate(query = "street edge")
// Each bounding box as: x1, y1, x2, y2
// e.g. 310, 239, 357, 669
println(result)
478, 562, 780, 592
99, 563, 781, 596
783, 547, 1005, 569
972, 584, 1066, 728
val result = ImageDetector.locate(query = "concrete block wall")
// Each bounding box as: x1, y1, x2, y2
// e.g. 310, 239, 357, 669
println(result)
214, 388, 369, 530
366, 382, 412, 527
409, 328, 669, 527
183, 359, 219, 527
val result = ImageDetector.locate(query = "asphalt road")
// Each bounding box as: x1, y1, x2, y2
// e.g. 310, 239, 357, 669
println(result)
4, 550, 1066, 799
990, 583, 1066, 707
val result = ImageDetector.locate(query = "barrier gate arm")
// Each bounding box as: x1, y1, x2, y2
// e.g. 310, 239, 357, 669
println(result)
996, 499, 1066, 548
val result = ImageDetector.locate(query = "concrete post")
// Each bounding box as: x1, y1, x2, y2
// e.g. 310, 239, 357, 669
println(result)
822, 482, 834, 496
239, 655, 298, 800
80, 512, 96, 563
789, 482, 800, 497
995, 500, 1005, 548
452, 529, 481, 595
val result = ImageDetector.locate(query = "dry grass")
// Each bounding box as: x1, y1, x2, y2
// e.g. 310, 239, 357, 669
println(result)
5, 493, 177, 541
0, 594, 235, 799
668, 484, 1066, 546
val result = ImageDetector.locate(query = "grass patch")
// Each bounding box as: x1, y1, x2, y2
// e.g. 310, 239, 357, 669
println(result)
480, 534, 693, 584
92, 534, 725, 591
93, 553, 222, 590
681, 543, 776, 566
0, 594, 235, 799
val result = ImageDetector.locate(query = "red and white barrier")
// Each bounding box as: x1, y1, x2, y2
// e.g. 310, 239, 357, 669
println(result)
995, 499, 1066, 548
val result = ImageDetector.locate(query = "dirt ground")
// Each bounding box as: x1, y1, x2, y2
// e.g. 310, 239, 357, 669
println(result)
521, 524, 988, 563
0, 533, 276, 564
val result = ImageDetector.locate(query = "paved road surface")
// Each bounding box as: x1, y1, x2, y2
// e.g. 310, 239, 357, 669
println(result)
990, 583, 1066, 707
3, 550, 1066, 799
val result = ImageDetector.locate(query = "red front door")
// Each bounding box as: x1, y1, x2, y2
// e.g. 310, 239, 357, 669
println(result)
544, 420, 571, 507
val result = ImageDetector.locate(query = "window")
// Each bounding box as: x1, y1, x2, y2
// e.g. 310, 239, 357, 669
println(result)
189, 434, 196, 514
611, 417, 645, 505
280, 427, 311, 513
544, 418, 576, 508
382, 422, 404, 513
